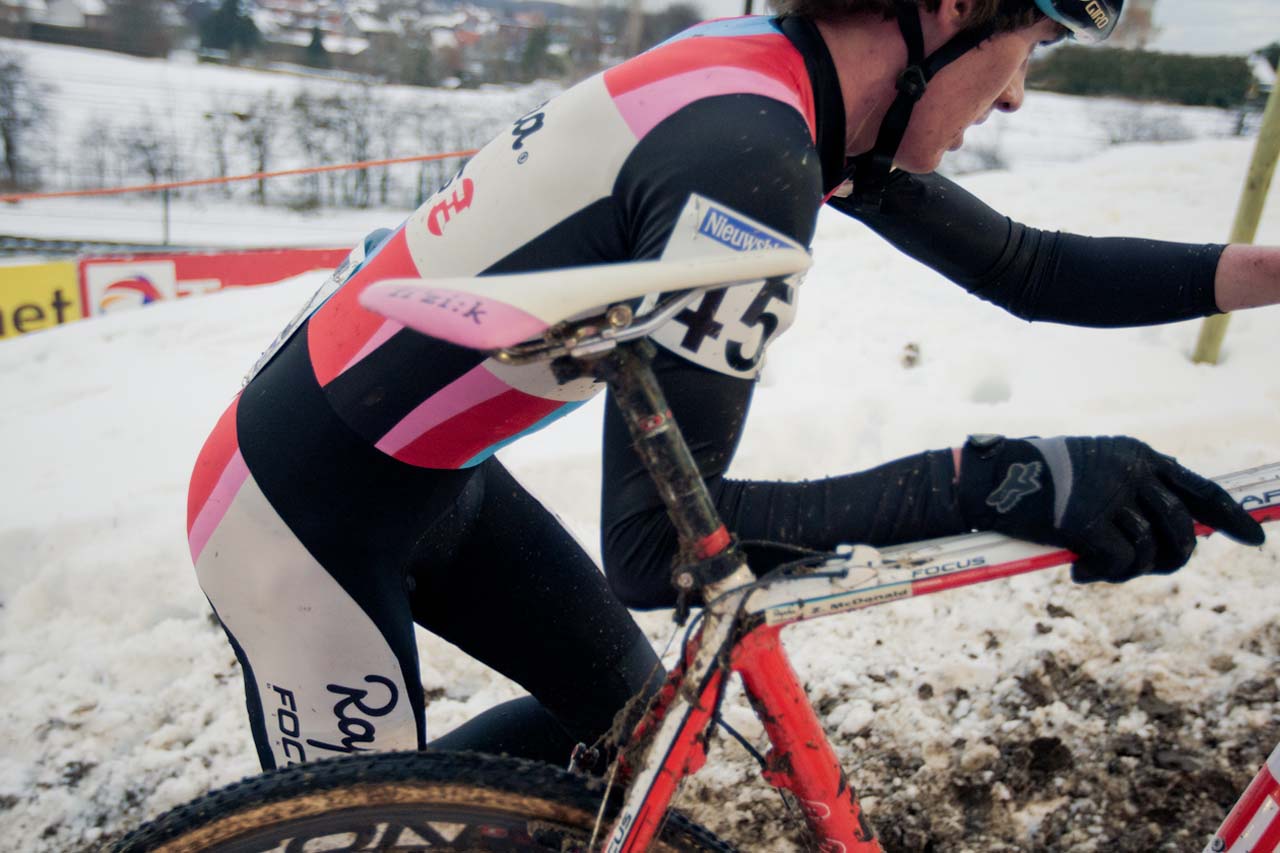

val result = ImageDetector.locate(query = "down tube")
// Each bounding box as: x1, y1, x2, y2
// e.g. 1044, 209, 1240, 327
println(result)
732, 625, 883, 853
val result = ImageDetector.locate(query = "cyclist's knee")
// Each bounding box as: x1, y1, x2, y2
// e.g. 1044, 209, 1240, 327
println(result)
187, 398, 245, 575
604, 571, 662, 610
601, 515, 678, 609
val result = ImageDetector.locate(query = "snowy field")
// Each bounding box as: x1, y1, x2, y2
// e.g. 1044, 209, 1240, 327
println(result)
1, 132, 1277, 852
1, 37, 562, 214
0, 35, 1250, 221
2, 36, 1280, 853
0, 35, 1254, 247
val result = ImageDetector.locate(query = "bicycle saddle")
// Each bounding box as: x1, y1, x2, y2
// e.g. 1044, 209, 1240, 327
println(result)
358, 248, 812, 350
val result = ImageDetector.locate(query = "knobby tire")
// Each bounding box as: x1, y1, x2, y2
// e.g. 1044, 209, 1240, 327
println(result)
113, 750, 737, 853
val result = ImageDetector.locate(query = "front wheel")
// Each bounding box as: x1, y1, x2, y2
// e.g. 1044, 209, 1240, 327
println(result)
113, 750, 736, 852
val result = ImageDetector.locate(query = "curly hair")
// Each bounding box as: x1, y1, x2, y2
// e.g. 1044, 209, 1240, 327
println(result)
769, 0, 1046, 34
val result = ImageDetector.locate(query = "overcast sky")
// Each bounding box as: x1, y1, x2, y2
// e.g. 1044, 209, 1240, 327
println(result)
677, 0, 1278, 56
1147, 0, 1277, 55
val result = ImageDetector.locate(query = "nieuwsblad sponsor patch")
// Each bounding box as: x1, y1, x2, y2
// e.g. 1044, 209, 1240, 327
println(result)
644, 195, 806, 379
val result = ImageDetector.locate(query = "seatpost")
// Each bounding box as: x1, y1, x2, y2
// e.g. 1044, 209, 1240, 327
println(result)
594, 341, 739, 571
586, 340, 762, 853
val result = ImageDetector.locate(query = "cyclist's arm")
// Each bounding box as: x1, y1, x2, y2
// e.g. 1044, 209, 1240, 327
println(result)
1216, 244, 1280, 312
614, 93, 822, 262
599, 94, 978, 608
832, 170, 1226, 327
601, 349, 969, 609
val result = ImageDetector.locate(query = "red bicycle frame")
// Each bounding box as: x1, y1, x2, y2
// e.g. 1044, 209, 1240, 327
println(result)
1206, 742, 1280, 853
733, 624, 879, 851
590, 340, 1280, 853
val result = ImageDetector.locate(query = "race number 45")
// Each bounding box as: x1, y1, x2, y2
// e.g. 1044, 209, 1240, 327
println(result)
667, 276, 795, 376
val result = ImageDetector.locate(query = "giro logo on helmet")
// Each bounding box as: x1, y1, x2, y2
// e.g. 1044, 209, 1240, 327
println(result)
1084, 0, 1110, 29
1033, 0, 1122, 43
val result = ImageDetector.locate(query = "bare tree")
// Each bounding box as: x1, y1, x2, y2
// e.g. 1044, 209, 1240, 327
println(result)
77, 117, 119, 190
367, 93, 403, 207
0, 48, 52, 191
203, 94, 240, 198
332, 84, 376, 207
236, 93, 281, 205
410, 105, 452, 206
289, 90, 333, 208
118, 110, 182, 196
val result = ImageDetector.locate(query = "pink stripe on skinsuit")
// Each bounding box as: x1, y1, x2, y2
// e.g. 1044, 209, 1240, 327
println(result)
189, 449, 250, 564
375, 364, 512, 456
611, 66, 805, 140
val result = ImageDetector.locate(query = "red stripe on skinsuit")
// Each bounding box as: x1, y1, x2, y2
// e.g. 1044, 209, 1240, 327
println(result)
187, 394, 241, 536
188, 450, 249, 566
308, 228, 422, 387
391, 390, 562, 468
604, 34, 815, 139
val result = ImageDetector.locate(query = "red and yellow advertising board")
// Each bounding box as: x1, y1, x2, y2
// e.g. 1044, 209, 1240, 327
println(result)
0, 261, 85, 340
79, 248, 348, 317
0, 248, 348, 340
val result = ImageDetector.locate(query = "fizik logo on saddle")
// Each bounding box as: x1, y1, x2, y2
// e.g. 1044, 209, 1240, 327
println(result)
381, 287, 487, 326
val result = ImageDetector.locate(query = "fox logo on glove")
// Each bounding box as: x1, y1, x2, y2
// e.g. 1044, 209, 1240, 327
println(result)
986, 462, 1044, 513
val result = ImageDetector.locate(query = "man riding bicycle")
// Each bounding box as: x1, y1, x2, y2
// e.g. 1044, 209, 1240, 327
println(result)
188, 0, 1277, 772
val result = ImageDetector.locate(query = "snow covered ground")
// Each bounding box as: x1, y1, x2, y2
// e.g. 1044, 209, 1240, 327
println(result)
1, 39, 1279, 851
1, 132, 1276, 852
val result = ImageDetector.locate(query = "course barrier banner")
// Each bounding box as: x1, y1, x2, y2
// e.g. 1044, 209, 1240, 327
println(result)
79, 248, 349, 317
0, 262, 84, 340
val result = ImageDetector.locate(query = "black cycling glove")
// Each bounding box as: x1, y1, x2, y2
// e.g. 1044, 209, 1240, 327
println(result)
957, 435, 1265, 583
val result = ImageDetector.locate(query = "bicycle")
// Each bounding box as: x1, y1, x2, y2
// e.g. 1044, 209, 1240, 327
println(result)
115, 249, 1280, 853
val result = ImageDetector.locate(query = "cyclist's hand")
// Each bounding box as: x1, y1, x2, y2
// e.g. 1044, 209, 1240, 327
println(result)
957, 435, 1265, 583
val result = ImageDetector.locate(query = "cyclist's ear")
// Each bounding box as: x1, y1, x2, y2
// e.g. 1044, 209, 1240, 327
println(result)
931, 0, 979, 38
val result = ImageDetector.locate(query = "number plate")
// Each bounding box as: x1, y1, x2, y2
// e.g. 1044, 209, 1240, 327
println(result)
645, 195, 806, 379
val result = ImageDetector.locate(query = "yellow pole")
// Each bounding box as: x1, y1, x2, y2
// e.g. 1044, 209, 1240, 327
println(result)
1192, 82, 1280, 364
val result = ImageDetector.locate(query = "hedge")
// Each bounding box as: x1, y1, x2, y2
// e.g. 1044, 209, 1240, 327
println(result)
1028, 46, 1256, 108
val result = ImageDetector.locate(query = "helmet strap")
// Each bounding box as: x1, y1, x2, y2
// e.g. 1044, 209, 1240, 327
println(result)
845, 1, 994, 211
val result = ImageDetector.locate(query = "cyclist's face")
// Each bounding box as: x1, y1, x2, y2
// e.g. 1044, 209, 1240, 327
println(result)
893, 17, 1065, 172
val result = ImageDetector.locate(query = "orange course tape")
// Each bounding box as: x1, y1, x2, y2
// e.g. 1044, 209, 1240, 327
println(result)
0, 150, 480, 204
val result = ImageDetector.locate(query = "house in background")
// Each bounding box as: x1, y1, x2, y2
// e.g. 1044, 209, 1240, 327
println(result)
1247, 53, 1276, 95
0, 0, 602, 83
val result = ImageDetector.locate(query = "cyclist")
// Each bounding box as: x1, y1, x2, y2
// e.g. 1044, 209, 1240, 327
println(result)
188, 0, 1276, 771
